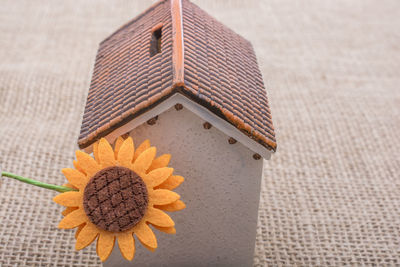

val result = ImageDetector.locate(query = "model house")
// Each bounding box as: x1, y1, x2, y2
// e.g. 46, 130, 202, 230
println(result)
78, 0, 276, 265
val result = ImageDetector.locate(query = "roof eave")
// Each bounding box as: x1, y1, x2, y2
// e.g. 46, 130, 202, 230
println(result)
82, 92, 274, 159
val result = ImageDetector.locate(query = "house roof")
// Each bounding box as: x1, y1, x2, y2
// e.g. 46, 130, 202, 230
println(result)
78, 0, 276, 151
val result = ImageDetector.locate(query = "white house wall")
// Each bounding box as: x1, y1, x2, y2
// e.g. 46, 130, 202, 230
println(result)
86, 93, 272, 160
104, 106, 264, 267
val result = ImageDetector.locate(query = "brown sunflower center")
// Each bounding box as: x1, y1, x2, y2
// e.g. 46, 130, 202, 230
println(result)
83, 166, 148, 232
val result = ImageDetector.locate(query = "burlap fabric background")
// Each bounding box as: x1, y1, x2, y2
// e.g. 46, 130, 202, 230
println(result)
1, 0, 399, 266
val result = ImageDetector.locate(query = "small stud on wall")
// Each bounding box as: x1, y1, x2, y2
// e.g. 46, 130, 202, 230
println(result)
253, 153, 261, 160
147, 116, 158, 125
121, 133, 130, 139
228, 137, 237, 144
203, 122, 212, 129
175, 103, 183, 111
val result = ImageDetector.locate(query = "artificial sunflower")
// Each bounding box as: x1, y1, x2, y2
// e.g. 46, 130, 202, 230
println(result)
53, 136, 185, 262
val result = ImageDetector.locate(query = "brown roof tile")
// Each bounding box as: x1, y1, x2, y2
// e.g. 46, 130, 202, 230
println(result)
78, 0, 276, 151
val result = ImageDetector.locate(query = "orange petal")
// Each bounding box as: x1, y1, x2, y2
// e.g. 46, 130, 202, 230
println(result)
58, 208, 87, 229
62, 168, 88, 189
155, 175, 184, 190
75, 223, 85, 239
62, 207, 78, 216
114, 136, 125, 159
133, 147, 156, 175
155, 200, 186, 212
62, 183, 78, 190
97, 232, 116, 262
145, 167, 174, 187
145, 207, 174, 227
53, 191, 82, 207
73, 160, 86, 175
98, 138, 117, 168
132, 139, 150, 162
93, 141, 100, 164
117, 137, 135, 168
152, 225, 176, 234
151, 189, 180, 205
147, 154, 171, 173
75, 150, 100, 178
117, 233, 135, 261
76, 223, 99, 250
134, 222, 157, 249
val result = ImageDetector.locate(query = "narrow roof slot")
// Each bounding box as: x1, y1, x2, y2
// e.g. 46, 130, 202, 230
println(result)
150, 26, 162, 57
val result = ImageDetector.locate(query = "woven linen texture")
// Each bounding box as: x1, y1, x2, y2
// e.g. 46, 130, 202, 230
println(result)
0, 0, 399, 266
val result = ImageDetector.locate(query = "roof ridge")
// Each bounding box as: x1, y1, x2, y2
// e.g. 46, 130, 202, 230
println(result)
171, 0, 185, 87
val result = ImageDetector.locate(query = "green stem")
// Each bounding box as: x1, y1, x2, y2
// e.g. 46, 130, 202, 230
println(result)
1, 171, 77, 193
